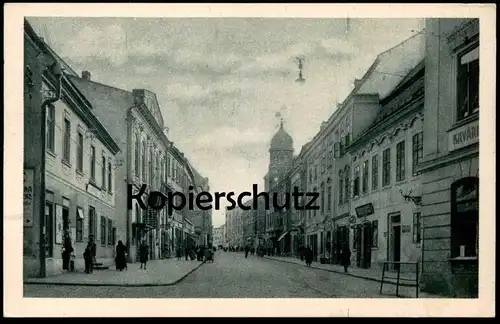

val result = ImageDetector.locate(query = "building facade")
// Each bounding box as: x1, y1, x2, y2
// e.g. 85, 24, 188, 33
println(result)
24, 20, 122, 277
348, 60, 425, 271
213, 224, 225, 248
418, 18, 479, 298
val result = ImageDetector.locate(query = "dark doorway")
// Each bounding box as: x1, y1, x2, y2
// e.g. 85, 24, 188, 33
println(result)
362, 223, 372, 268
62, 207, 69, 236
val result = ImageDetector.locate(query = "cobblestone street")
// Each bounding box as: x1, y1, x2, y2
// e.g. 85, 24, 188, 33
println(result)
24, 251, 433, 298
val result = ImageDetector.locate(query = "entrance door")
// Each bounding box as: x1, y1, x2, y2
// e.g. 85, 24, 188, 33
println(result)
388, 213, 401, 271
355, 226, 362, 267
362, 223, 372, 268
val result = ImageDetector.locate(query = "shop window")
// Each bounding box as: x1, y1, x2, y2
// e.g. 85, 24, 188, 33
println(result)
413, 212, 422, 244
382, 148, 391, 186
45, 201, 54, 257
456, 44, 479, 121
100, 215, 106, 245
76, 207, 84, 242
107, 218, 113, 245
88, 206, 96, 239
451, 177, 479, 258
371, 220, 378, 248
396, 141, 405, 182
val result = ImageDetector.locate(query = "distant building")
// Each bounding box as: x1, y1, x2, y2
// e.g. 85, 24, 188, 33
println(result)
213, 224, 225, 248
419, 18, 479, 298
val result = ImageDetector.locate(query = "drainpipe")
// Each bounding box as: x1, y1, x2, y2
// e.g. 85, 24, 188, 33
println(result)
39, 62, 62, 278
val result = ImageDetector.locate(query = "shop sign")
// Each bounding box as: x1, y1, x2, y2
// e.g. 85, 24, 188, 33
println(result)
448, 119, 479, 152
402, 225, 411, 233
355, 203, 374, 218
23, 169, 34, 227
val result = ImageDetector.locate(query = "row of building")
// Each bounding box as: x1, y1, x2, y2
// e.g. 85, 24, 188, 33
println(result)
23, 19, 212, 278
224, 18, 479, 297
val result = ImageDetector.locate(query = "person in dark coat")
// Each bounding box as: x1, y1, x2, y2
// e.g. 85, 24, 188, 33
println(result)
176, 246, 182, 260
139, 241, 149, 270
115, 240, 127, 271
61, 232, 74, 271
83, 239, 94, 274
244, 245, 249, 258
340, 241, 351, 273
305, 246, 313, 267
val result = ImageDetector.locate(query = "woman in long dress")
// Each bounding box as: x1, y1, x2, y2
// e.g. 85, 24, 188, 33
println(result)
115, 240, 127, 271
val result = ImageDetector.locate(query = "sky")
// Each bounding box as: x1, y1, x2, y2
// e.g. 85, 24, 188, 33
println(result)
28, 17, 424, 227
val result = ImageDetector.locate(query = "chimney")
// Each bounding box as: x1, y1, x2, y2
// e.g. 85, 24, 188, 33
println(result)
354, 78, 362, 88
82, 71, 91, 81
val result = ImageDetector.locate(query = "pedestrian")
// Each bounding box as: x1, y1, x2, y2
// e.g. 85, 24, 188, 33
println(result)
244, 245, 249, 258
340, 241, 351, 273
83, 239, 94, 274
139, 241, 149, 270
305, 246, 313, 267
184, 245, 190, 261
115, 240, 127, 271
61, 232, 74, 271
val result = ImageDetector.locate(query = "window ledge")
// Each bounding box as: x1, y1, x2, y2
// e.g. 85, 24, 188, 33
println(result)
448, 113, 479, 132
449, 256, 478, 261
76, 170, 84, 177
61, 159, 72, 168
46, 149, 56, 158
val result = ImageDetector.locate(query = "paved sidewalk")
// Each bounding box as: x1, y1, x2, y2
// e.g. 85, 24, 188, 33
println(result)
24, 259, 204, 287
264, 256, 442, 298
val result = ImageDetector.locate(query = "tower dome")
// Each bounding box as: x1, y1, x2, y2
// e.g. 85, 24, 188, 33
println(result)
270, 119, 293, 151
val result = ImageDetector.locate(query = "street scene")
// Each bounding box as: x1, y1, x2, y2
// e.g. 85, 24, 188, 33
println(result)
22, 13, 482, 301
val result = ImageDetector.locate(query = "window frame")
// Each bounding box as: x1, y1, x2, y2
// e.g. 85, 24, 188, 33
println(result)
77, 131, 84, 173
90, 146, 96, 182
396, 140, 406, 182
372, 154, 379, 190
413, 212, 422, 244
46, 104, 56, 152
455, 42, 480, 122
412, 132, 423, 176
88, 206, 96, 239
62, 117, 71, 163
44, 200, 54, 257
353, 165, 360, 197
362, 159, 369, 194
101, 154, 106, 190
76, 206, 84, 242
100, 215, 106, 246
108, 162, 112, 193
107, 218, 113, 245
382, 148, 391, 187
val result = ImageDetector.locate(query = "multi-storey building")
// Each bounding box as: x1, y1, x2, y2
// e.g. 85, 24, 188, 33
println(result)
348, 60, 425, 270
287, 153, 306, 257
419, 18, 480, 298
213, 224, 225, 248
225, 206, 243, 249
24, 20, 122, 277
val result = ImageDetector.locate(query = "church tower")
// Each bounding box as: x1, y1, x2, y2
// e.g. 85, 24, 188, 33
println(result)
268, 119, 294, 189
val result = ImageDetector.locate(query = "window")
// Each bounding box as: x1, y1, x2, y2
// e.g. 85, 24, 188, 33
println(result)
46, 104, 55, 152
108, 162, 112, 193
457, 44, 479, 121
396, 141, 405, 182
327, 183, 332, 211
134, 134, 140, 175
44, 201, 54, 257
90, 146, 96, 181
320, 183, 325, 213
76, 207, 84, 242
353, 166, 360, 197
100, 215, 106, 245
338, 170, 344, 205
451, 177, 479, 258
141, 142, 146, 180
107, 218, 113, 245
149, 150, 153, 186
101, 155, 106, 190
362, 160, 369, 194
371, 220, 378, 248
372, 155, 379, 190
63, 118, 71, 162
382, 148, 391, 186
413, 212, 421, 244
77, 131, 84, 172
344, 169, 350, 203
89, 206, 96, 239
309, 169, 312, 183
412, 132, 423, 176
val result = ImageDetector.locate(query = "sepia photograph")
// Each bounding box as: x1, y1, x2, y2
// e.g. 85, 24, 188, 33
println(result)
4, 3, 496, 317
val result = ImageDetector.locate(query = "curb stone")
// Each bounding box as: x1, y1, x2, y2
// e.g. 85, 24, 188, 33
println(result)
24, 261, 205, 287
263, 256, 417, 288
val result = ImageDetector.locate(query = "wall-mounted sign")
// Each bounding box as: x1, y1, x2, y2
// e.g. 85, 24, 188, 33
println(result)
355, 203, 374, 218
23, 169, 34, 227
348, 215, 357, 224
402, 225, 411, 233
448, 119, 479, 152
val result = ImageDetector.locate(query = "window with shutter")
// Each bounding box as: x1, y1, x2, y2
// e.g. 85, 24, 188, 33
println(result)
334, 142, 341, 158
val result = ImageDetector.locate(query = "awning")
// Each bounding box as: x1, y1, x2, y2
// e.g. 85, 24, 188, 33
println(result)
277, 231, 290, 242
